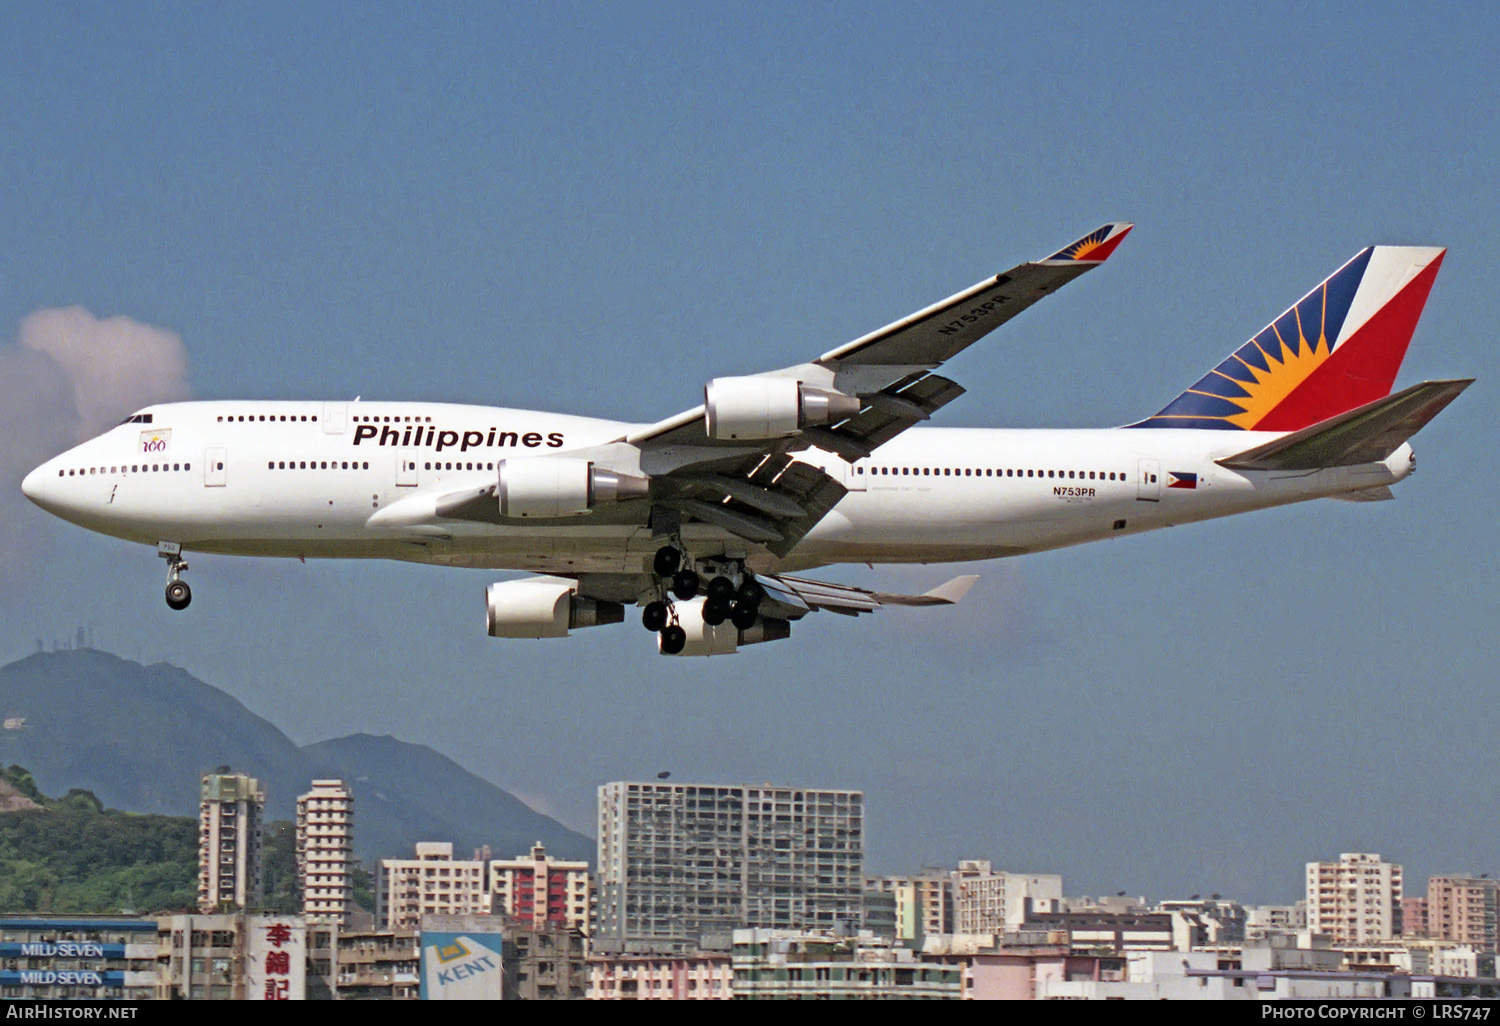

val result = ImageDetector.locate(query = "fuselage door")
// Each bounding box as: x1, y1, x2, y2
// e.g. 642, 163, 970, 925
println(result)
397, 457, 418, 487
1136, 457, 1160, 502
322, 402, 347, 434
844, 459, 868, 492
205, 447, 227, 487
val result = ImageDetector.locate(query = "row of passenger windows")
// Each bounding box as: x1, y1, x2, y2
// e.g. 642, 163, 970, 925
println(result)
219, 413, 437, 424
262, 461, 492, 471
61, 463, 190, 476
856, 466, 1128, 480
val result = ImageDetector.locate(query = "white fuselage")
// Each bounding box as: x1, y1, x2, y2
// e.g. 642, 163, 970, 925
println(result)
22, 399, 1413, 575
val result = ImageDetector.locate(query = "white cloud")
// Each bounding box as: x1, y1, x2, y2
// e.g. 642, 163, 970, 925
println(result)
1, 307, 192, 575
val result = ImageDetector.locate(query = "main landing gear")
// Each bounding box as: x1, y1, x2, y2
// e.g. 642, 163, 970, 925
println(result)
159, 541, 191, 611
642, 544, 765, 652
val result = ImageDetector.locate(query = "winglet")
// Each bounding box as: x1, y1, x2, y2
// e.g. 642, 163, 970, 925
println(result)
1043, 222, 1134, 264
922, 574, 979, 604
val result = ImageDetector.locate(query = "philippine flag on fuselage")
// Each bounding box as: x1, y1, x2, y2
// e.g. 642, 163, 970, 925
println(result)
1168, 471, 1198, 489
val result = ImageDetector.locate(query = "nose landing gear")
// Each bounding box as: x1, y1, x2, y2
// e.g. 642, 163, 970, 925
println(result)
159, 541, 191, 611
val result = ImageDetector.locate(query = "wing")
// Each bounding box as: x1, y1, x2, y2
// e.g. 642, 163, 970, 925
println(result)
756, 572, 979, 619
616, 223, 1133, 550
569, 570, 979, 620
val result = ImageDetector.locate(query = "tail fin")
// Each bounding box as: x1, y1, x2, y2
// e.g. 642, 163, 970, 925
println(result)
1131, 246, 1446, 431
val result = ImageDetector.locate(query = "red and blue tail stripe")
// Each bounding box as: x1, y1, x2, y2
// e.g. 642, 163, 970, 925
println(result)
1131, 246, 1445, 432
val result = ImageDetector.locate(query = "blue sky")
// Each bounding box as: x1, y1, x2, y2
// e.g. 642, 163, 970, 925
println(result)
2, 2, 1496, 904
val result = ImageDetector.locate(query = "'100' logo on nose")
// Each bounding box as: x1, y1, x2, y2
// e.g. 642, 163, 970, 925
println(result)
140, 429, 171, 453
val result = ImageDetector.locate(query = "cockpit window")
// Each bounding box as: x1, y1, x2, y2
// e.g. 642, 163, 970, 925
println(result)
118, 413, 154, 425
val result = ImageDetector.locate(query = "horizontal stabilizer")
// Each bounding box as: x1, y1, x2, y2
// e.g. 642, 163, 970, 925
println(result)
1216, 379, 1472, 471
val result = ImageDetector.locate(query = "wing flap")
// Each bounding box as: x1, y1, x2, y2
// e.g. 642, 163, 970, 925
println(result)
1216, 379, 1472, 471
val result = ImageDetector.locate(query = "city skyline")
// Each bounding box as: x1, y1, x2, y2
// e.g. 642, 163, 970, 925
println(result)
2, 3, 1498, 905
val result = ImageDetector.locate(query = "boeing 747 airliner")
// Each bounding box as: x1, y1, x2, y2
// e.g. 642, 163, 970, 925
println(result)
21, 225, 1469, 654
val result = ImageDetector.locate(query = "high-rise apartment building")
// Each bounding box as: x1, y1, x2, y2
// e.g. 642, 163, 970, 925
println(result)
1424, 877, 1499, 952
951, 861, 1063, 935
867, 871, 953, 941
378, 842, 488, 930
296, 780, 354, 924
596, 781, 864, 950
198, 771, 265, 913
1305, 853, 1403, 944
489, 842, 592, 934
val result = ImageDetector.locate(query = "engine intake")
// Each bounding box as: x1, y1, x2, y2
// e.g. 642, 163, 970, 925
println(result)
497, 458, 649, 518
704, 376, 862, 441
486, 579, 625, 638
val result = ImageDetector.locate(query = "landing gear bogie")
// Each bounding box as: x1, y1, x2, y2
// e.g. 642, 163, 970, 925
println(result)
660, 624, 687, 655
671, 570, 699, 600
642, 600, 669, 633
652, 545, 682, 577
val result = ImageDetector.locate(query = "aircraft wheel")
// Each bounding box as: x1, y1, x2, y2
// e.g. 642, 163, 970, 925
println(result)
165, 580, 192, 611
660, 625, 686, 655
642, 601, 668, 633
672, 570, 699, 600
702, 598, 730, 626
730, 602, 758, 630
736, 578, 764, 610
652, 546, 681, 577
706, 575, 735, 603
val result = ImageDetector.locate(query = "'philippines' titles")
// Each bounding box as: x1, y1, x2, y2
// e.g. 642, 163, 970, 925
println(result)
352, 423, 565, 453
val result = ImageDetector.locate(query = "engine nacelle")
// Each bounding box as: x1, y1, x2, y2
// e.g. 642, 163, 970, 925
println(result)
497, 458, 649, 518
703, 376, 862, 441
486, 578, 625, 638
658, 598, 793, 656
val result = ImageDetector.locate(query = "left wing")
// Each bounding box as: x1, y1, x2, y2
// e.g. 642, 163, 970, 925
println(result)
755, 572, 979, 619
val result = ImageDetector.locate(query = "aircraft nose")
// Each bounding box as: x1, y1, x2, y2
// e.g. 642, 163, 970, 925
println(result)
21, 463, 48, 506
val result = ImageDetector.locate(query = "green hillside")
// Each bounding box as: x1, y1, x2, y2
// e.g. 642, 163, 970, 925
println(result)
0, 765, 198, 913
0, 649, 593, 863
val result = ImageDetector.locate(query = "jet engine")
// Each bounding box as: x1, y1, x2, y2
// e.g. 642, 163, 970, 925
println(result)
496, 458, 649, 518
658, 597, 793, 656
485, 578, 625, 638
703, 376, 862, 440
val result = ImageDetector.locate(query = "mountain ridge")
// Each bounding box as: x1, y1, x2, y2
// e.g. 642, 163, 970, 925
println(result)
0, 649, 592, 862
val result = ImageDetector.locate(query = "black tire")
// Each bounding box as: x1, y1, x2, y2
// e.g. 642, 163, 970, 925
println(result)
642, 601, 668, 632
165, 580, 191, 611
706, 576, 735, 602
702, 598, 729, 626
731, 602, 758, 630
736, 578, 765, 609
652, 546, 681, 577
672, 570, 699, 600
660, 625, 686, 655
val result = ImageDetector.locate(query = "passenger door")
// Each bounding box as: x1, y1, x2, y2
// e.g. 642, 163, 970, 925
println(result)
204, 448, 227, 487
1136, 458, 1160, 502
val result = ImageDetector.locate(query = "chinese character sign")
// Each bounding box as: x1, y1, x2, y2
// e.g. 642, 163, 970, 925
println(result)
247, 916, 306, 1001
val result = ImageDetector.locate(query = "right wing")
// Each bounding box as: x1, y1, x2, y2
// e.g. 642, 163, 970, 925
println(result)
610, 223, 1134, 552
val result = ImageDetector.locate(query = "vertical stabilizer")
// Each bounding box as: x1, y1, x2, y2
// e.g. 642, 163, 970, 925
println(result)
1132, 246, 1445, 431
